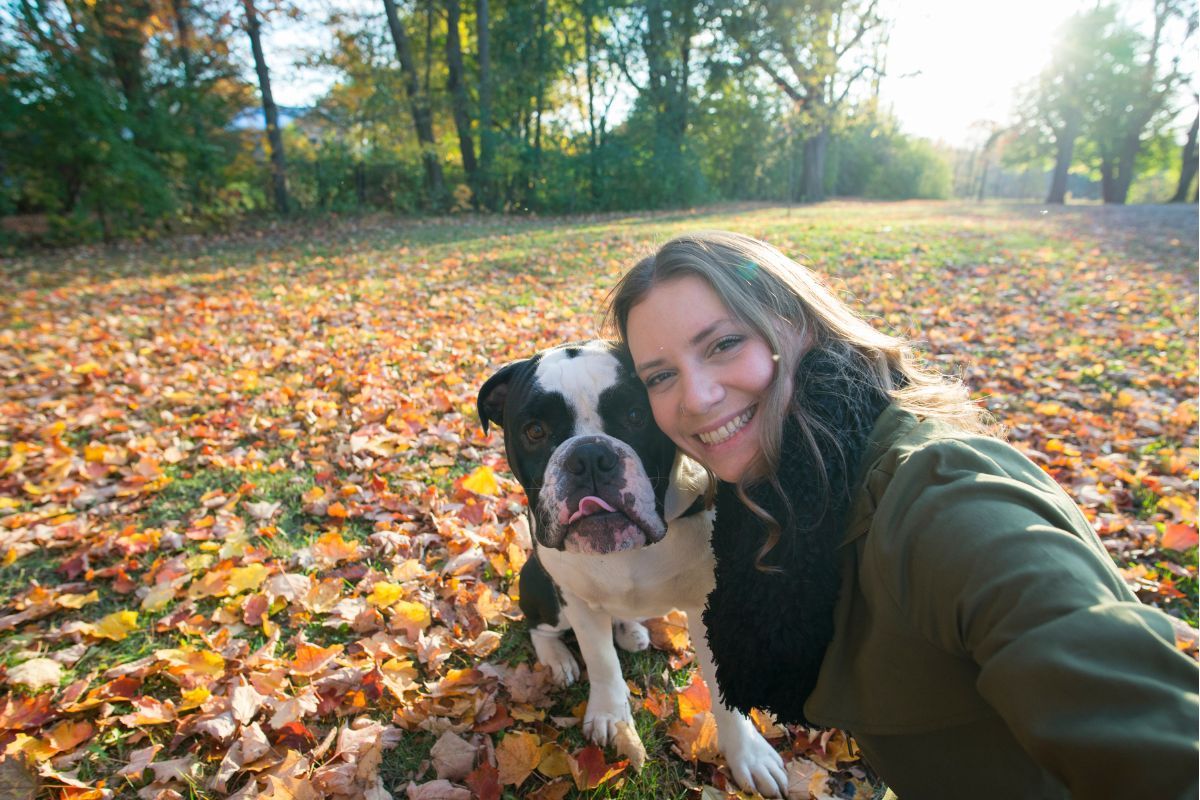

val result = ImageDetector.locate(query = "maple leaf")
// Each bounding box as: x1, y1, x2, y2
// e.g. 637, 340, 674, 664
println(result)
405, 779, 472, 800
495, 730, 541, 786
0, 761, 40, 800
115, 744, 162, 779
83, 610, 138, 641
1161, 523, 1199, 551
676, 670, 711, 723
6, 658, 63, 691
567, 745, 628, 790
464, 761, 501, 800
460, 465, 499, 496
429, 731, 477, 781
290, 642, 344, 677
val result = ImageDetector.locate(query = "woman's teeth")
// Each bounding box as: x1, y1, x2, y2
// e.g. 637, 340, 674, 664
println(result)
697, 407, 755, 446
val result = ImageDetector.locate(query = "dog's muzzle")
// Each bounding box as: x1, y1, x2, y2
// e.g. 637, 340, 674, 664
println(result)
539, 436, 666, 553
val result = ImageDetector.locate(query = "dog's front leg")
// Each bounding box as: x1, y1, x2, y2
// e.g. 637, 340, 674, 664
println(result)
560, 592, 631, 746
684, 605, 788, 799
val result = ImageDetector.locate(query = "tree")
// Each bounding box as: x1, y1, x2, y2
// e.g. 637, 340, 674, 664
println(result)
242, 0, 290, 214
1106, 0, 1196, 203
720, 0, 885, 202
476, 0, 495, 207
383, 0, 448, 205
445, 0, 479, 199
1019, 8, 1122, 204
2, 0, 246, 238
1169, 106, 1198, 201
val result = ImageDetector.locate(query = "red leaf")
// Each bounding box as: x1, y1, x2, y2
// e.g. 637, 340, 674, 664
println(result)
465, 761, 501, 800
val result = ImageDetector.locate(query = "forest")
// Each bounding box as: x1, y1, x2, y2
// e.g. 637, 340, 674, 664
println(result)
1, 0, 1197, 245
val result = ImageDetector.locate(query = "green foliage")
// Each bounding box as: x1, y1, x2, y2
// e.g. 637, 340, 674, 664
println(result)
1, 0, 250, 243
829, 113, 952, 200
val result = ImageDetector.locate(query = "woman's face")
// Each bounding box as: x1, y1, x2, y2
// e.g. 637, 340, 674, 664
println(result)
626, 275, 781, 483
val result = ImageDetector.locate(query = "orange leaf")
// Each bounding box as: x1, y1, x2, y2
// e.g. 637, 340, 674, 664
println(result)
326, 501, 348, 519
290, 642, 343, 677
676, 671, 711, 723
1161, 524, 1198, 551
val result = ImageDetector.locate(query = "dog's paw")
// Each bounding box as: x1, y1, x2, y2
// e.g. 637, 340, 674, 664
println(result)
613, 620, 650, 652
722, 727, 788, 799
582, 689, 633, 747
531, 630, 580, 686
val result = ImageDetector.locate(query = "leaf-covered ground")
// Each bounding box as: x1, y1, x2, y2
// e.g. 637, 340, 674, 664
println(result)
0, 202, 1195, 800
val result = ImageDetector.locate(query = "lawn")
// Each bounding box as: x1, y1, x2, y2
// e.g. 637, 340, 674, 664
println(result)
0, 201, 1196, 799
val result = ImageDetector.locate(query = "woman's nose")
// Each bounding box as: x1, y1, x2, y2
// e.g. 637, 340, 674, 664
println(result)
679, 369, 722, 415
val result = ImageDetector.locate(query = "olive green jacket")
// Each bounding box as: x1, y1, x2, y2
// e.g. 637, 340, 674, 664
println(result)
803, 406, 1199, 799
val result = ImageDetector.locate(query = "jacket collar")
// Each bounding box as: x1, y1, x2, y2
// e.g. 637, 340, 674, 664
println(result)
842, 404, 921, 547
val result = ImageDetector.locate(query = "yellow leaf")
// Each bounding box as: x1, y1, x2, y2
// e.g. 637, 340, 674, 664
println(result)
55, 590, 100, 610
88, 610, 138, 641
179, 686, 211, 711
461, 465, 499, 496
141, 583, 178, 612
367, 582, 404, 608
227, 563, 268, 595
392, 600, 431, 631
159, 648, 226, 678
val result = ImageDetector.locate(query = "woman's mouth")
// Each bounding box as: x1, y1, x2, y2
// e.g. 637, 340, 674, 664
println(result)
696, 406, 756, 446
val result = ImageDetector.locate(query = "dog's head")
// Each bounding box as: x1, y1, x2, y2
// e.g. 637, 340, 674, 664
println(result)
478, 341, 705, 553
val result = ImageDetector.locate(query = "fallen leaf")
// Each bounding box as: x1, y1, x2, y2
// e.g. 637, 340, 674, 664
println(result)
6, 658, 63, 691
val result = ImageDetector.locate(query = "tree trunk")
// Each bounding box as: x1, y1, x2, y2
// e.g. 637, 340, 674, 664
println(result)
444, 0, 478, 198
802, 126, 829, 202
531, 0, 548, 203
1046, 115, 1079, 204
1100, 154, 1117, 204
241, 0, 289, 215
1169, 111, 1198, 202
383, 0, 446, 206
476, 0, 494, 209
582, 0, 599, 200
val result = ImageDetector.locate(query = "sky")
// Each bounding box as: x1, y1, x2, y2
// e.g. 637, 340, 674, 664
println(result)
264, 0, 1106, 150
877, 0, 1092, 146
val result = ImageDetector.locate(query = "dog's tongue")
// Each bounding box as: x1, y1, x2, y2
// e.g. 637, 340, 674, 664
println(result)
568, 495, 616, 524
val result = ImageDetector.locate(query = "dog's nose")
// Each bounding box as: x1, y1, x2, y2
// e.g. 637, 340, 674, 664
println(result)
564, 441, 618, 478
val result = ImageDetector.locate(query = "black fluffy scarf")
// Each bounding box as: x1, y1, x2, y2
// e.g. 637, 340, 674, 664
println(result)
702, 348, 892, 725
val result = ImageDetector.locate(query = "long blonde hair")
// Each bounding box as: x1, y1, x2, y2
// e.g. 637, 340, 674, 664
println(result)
605, 231, 992, 566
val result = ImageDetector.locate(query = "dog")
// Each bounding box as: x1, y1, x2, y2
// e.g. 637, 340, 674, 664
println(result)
477, 341, 786, 797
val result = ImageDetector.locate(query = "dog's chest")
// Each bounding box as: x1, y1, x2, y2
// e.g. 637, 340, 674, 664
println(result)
537, 512, 716, 617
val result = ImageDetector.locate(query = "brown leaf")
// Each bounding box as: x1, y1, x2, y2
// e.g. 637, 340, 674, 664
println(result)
495, 730, 541, 786
429, 731, 477, 781
0, 756, 39, 800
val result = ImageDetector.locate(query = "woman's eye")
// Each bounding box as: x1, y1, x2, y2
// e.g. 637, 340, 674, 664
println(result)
712, 335, 743, 354
643, 371, 670, 389
524, 422, 546, 442
626, 407, 647, 427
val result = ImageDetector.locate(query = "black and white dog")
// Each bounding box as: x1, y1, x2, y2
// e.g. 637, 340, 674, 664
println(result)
477, 341, 786, 797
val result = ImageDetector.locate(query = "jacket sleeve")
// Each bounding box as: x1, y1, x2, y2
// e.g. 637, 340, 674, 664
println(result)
872, 436, 1199, 799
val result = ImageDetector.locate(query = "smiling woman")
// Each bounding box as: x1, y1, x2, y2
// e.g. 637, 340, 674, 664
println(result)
605, 231, 1200, 800
626, 275, 781, 483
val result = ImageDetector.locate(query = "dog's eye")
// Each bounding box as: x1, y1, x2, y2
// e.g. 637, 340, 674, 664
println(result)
524, 422, 547, 442
626, 407, 647, 428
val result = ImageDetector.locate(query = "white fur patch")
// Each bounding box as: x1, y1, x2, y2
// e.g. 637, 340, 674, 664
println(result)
534, 344, 619, 436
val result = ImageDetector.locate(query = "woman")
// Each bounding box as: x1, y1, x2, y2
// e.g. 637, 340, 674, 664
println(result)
605, 231, 1198, 799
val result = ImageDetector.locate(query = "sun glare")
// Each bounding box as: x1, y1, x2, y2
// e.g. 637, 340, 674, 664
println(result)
881, 0, 1091, 146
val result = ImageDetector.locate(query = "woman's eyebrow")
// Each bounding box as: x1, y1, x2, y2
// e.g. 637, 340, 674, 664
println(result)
634, 319, 733, 373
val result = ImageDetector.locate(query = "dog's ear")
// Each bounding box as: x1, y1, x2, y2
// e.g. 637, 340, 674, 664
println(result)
664, 451, 709, 522
477, 359, 528, 434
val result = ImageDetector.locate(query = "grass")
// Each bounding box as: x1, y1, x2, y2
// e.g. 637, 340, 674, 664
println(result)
0, 200, 1195, 799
